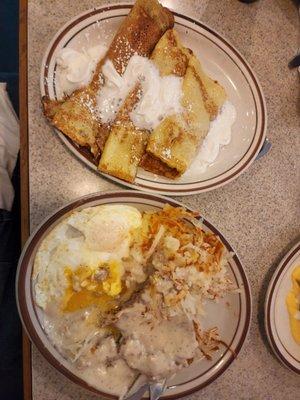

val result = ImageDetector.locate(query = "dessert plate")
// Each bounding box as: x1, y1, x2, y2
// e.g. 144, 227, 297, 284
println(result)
41, 4, 267, 195
265, 241, 300, 374
17, 190, 251, 398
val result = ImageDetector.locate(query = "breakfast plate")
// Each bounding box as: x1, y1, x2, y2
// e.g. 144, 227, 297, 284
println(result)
265, 241, 300, 374
40, 3, 267, 196
17, 190, 251, 398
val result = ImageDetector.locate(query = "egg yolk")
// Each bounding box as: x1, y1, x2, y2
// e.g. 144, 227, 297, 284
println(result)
62, 261, 122, 313
286, 265, 300, 344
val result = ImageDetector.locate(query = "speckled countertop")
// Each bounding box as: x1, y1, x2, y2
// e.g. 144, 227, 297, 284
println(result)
27, 0, 300, 399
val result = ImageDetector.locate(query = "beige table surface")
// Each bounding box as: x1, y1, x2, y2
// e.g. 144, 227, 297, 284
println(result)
25, 0, 300, 399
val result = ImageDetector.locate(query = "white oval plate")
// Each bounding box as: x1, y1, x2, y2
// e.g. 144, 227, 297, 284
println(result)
265, 241, 300, 374
40, 3, 267, 196
17, 190, 251, 398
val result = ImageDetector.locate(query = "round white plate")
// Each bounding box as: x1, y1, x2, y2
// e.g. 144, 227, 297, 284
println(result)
265, 241, 300, 374
17, 190, 251, 398
40, 3, 267, 196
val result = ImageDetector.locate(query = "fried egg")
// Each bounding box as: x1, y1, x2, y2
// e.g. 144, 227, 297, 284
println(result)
33, 205, 142, 311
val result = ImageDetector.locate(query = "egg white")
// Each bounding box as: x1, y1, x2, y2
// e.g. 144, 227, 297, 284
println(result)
33, 205, 142, 309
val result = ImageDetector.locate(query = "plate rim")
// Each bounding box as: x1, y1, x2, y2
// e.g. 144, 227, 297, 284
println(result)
264, 241, 300, 375
16, 190, 252, 399
40, 3, 267, 196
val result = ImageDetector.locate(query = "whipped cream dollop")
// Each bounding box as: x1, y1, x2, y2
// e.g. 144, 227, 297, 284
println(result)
96, 55, 182, 130
183, 101, 237, 176
56, 46, 107, 97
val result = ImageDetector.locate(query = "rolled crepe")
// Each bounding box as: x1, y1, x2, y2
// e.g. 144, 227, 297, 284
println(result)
42, 0, 174, 157
141, 30, 227, 177
144, 62, 211, 176
98, 86, 149, 183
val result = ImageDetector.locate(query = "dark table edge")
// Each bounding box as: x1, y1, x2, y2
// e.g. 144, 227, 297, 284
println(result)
19, 0, 32, 399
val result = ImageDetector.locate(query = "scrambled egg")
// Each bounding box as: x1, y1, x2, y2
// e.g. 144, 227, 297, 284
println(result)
286, 265, 300, 344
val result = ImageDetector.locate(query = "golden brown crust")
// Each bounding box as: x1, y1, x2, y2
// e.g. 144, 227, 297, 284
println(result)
191, 65, 218, 120
150, 29, 189, 77
99, 125, 148, 183
42, 96, 63, 119
188, 54, 227, 120
98, 85, 148, 182
105, 0, 174, 75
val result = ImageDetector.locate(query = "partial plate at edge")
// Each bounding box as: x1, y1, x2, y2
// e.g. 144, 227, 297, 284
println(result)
265, 241, 300, 374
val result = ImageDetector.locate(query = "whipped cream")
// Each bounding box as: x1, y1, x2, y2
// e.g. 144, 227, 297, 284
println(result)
55, 48, 235, 176
183, 101, 237, 176
96, 55, 182, 130
56, 46, 107, 97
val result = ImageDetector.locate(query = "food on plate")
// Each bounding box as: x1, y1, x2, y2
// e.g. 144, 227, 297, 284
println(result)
97, 78, 150, 183
42, 0, 236, 183
32, 204, 233, 397
140, 30, 227, 178
286, 265, 300, 344
42, 0, 174, 157
99, 28, 227, 181
98, 29, 185, 182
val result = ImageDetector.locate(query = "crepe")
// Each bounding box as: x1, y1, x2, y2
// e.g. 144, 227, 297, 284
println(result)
100, 29, 227, 182
99, 29, 190, 182
98, 87, 149, 182
42, 0, 174, 157
141, 31, 227, 178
